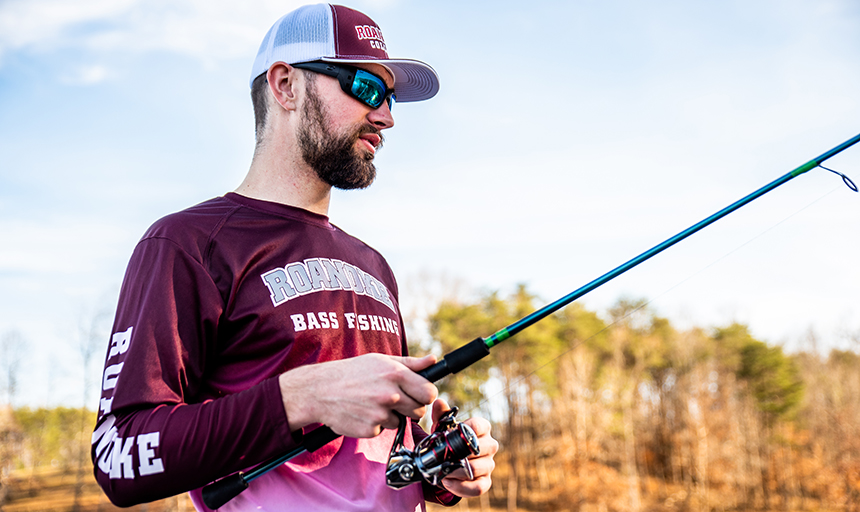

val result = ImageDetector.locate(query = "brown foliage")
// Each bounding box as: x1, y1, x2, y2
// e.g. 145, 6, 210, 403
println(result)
2, 289, 860, 511
423, 289, 860, 511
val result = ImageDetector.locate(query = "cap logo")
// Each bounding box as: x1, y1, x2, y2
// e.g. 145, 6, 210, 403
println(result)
355, 24, 387, 52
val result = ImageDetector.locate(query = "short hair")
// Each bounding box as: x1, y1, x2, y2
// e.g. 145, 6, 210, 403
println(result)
250, 68, 317, 146
251, 73, 269, 145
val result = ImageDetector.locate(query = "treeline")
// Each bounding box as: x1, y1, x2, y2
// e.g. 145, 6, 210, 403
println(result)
2, 407, 95, 472
0, 407, 194, 511
423, 285, 860, 511
0, 406, 99, 510
2, 287, 859, 511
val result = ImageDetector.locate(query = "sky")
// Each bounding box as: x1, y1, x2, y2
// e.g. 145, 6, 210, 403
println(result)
1, 0, 859, 408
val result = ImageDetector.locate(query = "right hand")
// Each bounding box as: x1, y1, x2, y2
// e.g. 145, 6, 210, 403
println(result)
278, 353, 438, 438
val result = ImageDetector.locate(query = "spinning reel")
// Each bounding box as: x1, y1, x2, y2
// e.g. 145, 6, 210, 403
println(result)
202, 133, 860, 510
386, 407, 480, 488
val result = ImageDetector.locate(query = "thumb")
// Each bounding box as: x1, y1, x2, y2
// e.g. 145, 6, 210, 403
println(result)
397, 354, 437, 373
431, 397, 451, 427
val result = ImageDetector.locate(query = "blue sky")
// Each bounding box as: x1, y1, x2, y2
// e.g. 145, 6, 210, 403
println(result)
1, 0, 859, 407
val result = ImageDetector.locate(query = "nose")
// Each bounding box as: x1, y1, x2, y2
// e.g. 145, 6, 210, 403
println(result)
368, 100, 394, 130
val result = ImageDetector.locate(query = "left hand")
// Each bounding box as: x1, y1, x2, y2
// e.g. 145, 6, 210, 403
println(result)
431, 398, 498, 497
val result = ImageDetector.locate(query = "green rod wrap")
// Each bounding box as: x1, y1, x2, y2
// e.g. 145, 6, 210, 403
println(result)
476, 131, 860, 353
790, 160, 819, 177
486, 329, 510, 348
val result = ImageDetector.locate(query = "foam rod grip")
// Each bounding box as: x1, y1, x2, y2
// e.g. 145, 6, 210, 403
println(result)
302, 425, 341, 452
418, 337, 490, 382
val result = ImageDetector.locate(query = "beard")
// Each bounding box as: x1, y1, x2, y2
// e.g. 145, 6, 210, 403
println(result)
297, 82, 383, 190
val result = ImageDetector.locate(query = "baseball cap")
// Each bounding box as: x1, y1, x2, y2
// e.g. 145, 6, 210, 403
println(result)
250, 3, 439, 103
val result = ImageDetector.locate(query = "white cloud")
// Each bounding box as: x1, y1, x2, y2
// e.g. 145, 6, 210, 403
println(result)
1, 0, 858, 409
0, 0, 307, 64
0, 0, 137, 53
60, 63, 109, 85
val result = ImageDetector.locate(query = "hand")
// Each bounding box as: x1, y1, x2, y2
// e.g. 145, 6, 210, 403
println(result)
279, 353, 438, 438
432, 398, 498, 498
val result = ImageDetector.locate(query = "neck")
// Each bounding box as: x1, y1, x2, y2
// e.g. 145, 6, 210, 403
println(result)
235, 138, 332, 216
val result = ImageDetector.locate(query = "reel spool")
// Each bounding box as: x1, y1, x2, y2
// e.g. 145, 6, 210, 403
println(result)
386, 407, 480, 488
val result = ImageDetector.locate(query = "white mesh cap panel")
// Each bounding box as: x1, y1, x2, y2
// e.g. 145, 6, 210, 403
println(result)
249, 4, 335, 86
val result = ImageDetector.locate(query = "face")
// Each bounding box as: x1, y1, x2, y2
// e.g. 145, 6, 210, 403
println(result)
297, 65, 394, 190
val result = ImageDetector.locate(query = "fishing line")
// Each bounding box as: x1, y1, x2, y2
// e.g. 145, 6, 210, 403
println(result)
464, 182, 849, 419
202, 135, 860, 510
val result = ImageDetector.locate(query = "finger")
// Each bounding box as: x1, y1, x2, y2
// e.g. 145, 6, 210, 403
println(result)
470, 433, 499, 460
395, 354, 437, 373
463, 417, 492, 437
443, 453, 495, 480
475, 436, 499, 459
389, 398, 429, 422
466, 454, 495, 478
390, 355, 439, 404
431, 397, 451, 426
393, 386, 436, 418
442, 474, 492, 498
379, 410, 408, 431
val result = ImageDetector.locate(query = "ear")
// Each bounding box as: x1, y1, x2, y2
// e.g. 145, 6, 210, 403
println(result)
267, 62, 300, 111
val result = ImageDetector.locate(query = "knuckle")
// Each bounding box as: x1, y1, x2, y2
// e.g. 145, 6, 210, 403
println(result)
376, 408, 393, 423
487, 458, 496, 473
379, 366, 404, 385
364, 352, 387, 368
471, 417, 490, 434
424, 383, 439, 402
480, 476, 492, 493
367, 409, 388, 425
379, 391, 400, 407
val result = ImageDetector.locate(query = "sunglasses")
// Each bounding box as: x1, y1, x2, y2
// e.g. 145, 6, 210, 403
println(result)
292, 61, 395, 111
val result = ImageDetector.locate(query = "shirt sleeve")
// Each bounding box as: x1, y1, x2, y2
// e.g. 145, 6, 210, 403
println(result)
91, 236, 298, 506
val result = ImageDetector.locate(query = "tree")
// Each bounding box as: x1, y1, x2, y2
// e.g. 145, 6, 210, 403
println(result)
737, 337, 804, 423
0, 329, 27, 506
0, 330, 27, 407
429, 285, 575, 510
73, 304, 113, 511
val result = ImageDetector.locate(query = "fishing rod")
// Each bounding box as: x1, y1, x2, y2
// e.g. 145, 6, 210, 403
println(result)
202, 132, 859, 509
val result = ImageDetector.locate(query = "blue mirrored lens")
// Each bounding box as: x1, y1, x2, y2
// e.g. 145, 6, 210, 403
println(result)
352, 69, 392, 110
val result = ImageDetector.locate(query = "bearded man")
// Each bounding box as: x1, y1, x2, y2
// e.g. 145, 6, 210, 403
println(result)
91, 4, 497, 512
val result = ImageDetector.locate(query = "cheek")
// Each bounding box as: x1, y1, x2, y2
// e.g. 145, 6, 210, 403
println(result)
332, 103, 368, 126
319, 79, 356, 113
323, 89, 370, 122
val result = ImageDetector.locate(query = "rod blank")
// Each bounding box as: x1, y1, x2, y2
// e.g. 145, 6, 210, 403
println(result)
201, 131, 860, 508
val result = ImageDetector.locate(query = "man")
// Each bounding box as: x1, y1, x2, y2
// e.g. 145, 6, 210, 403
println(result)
91, 3, 497, 511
